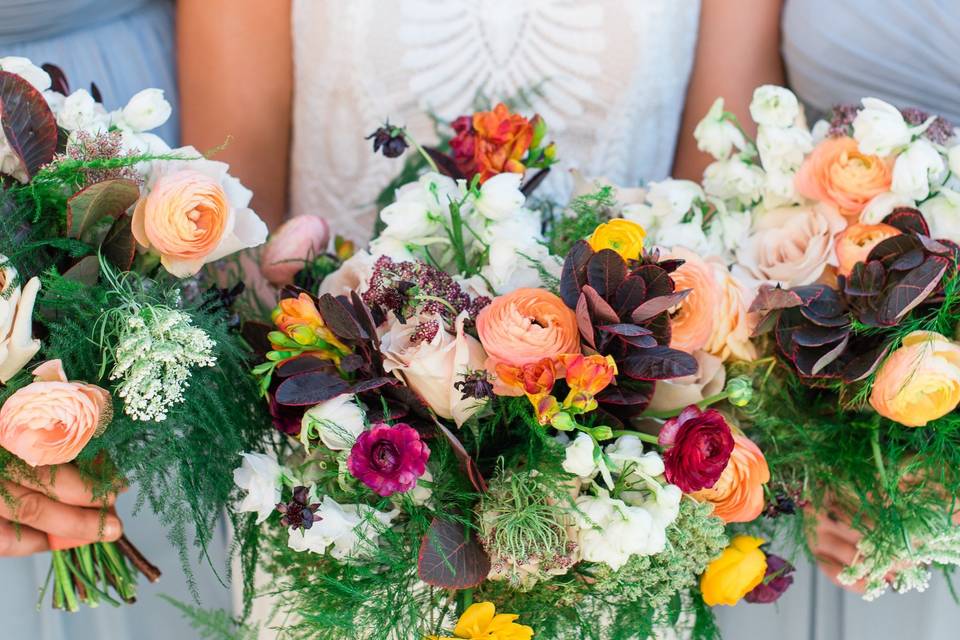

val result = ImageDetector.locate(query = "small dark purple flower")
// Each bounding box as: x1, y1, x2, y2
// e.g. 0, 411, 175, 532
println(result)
347, 422, 430, 497
745, 554, 795, 604
276, 486, 321, 531
366, 123, 409, 158
454, 370, 495, 401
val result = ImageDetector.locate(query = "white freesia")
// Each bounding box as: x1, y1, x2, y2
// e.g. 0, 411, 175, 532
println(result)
234, 453, 284, 524
860, 192, 916, 224
756, 124, 812, 173
56, 89, 109, 134
604, 435, 665, 477
474, 172, 525, 221
645, 179, 704, 225
410, 468, 434, 506
749, 85, 800, 128
703, 201, 752, 259
762, 168, 801, 207
891, 138, 946, 201
287, 496, 397, 559
694, 98, 746, 160
301, 394, 366, 452
920, 188, 960, 244
655, 220, 712, 256
0, 57, 51, 92
0, 260, 40, 383
562, 432, 598, 478
703, 159, 765, 206
117, 88, 172, 132
379, 172, 460, 242
480, 211, 559, 293
853, 97, 919, 156
573, 494, 669, 570
634, 484, 683, 530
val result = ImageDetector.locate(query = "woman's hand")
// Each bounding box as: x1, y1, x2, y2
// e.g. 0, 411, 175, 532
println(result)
807, 505, 867, 593
0, 464, 123, 556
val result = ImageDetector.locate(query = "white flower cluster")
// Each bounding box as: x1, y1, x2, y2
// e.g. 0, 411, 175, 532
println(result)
561, 433, 682, 570
110, 305, 216, 422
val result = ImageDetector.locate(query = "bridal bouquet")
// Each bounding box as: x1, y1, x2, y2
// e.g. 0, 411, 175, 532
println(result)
682, 85, 960, 599
238, 103, 788, 639
0, 57, 270, 609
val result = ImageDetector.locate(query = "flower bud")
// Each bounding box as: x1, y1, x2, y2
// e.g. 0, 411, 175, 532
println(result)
290, 324, 317, 346
550, 411, 576, 431
590, 425, 614, 441
725, 376, 754, 408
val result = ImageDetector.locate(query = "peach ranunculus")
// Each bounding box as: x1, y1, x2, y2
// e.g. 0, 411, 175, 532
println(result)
0, 258, 41, 383
795, 136, 893, 220
869, 331, 960, 427
260, 214, 331, 286
0, 360, 111, 467
587, 219, 646, 261
476, 288, 580, 396
379, 312, 488, 427
705, 261, 758, 362
834, 222, 901, 277
471, 104, 535, 182
664, 247, 719, 354
735, 203, 847, 288
648, 350, 726, 414
132, 147, 268, 277
692, 433, 769, 523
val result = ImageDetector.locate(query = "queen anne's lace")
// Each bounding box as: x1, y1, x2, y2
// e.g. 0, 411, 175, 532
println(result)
110, 306, 216, 422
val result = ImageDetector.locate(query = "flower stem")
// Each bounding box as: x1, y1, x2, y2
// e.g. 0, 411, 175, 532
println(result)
397, 129, 439, 173
610, 429, 660, 445
640, 392, 731, 420
870, 426, 888, 487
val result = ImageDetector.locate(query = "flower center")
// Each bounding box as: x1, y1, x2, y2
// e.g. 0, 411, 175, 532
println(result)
371, 440, 401, 473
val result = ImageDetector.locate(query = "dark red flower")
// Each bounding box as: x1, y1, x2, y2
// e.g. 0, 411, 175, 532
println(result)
449, 115, 477, 176
658, 405, 734, 492
745, 554, 795, 603
276, 486, 321, 531
347, 423, 430, 497
269, 393, 304, 436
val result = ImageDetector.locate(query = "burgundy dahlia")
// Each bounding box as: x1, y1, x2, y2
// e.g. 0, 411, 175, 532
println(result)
658, 405, 735, 493
347, 422, 430, 497
744, 554, 795, 604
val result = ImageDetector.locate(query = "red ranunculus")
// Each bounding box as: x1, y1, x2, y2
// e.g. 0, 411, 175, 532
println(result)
658, 405, 734, 493
449, 115, 478, 177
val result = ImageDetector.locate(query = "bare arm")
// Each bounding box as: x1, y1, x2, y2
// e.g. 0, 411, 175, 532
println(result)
177, 0, 293, 229
673, 0, 785, 181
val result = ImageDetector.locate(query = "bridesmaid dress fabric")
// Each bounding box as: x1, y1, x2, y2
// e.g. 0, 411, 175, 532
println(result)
0, 3, 232, 639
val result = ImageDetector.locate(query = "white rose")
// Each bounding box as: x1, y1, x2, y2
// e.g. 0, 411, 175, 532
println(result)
648, 350, 726, 413
301, 394, 366, 452
233, 452, 284, 524
0, 260, 41, 383
920, 188, 960, 244
562, 432, 599, 478
749, 85, 801, 128
604, 435, 665, 477
703, 159, 765, 205
474, 172, 525, 221
694, 98, 746, 160
117, 88, 172, 133
860, 192, 915, 224
57, 89, 109, 133
852, 97, 914, 156
379, 311, 487, 426
0, 57, 51, 92
757, 125, 812, 173
287, 496, 397, 559
891, 138, 946, 201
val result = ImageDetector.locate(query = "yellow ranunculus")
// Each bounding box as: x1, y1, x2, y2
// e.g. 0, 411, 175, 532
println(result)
869, 331, 960, 427
700, 535, 767, 607
587, 219, 646, 261
427, 602, 534, 640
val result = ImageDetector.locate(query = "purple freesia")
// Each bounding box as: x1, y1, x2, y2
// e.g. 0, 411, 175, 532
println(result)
347, 422, 430, 497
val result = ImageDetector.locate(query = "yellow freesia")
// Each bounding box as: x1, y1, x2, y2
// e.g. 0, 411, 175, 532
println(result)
700, 535, 767, 607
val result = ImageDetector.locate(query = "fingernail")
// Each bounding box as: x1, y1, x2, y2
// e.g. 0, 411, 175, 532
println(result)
104, 517, 122, 539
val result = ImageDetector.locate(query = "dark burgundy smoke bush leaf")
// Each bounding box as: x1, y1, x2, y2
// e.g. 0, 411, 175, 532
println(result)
418, 518, 490, 589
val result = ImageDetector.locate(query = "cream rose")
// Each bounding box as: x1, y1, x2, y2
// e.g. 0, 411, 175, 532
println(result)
648, 351, 726, 414
0, 259, 41, 383
379, 312, 487, 426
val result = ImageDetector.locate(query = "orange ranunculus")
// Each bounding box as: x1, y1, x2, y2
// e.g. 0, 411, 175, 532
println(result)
587, 219, 646, 261
869, 331, 960, 427
692, 434, 769, 523
834, 222, 901, 277
477, 288, 580, 396
0, 360, 111, 467
664, 247, 719, 354
795, 136, 892, 219
472, 103, 535, 182
559, 353, 617, 413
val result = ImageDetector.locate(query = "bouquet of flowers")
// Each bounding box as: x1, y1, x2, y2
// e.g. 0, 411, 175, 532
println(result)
0, 57, 271, 610
237, 103, 790, 639
680, 85, 960, 599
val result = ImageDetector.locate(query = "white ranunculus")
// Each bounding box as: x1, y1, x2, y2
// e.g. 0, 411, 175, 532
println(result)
233, 452, 284, 524
573, 494, 667, 570
474, 172, 525, 221
920, 188, 960, 244
859, 191, 915, 224
756, 125, 812, 173
891, 138, 946, 201
604, 435, 665, 477
0, 260, 40, 383
852, 97, 914, 156
749, 85, 801, 128
287, 496, 397, 559
703, 159, 765, 205
694, 98, 746, 160
118, 88, 172, 132
562, 432, 599, 479
56, 89, 109, 134
0, 57, 51, 92
301, 394, 366, 452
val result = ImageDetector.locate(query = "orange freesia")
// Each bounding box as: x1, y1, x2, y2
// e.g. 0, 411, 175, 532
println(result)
559, 353, 617, 413
693, 434, 769, 523
834, 222, 901, 277
270, 293, 349, 359
496, 358, 560, 424
795, 136, 892, 219
472, 103, 535, 182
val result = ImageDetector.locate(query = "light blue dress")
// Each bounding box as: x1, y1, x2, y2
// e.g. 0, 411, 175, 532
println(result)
1, 2, 231, 639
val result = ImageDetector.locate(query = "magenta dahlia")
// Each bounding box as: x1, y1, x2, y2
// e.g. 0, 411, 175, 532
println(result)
347, 423, 430, 497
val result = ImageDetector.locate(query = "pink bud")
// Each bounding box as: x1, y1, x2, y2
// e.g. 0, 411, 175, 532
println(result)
259, 215, 331, 286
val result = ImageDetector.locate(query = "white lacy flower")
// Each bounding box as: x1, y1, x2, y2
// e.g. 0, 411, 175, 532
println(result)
562, 432, 598, 478
234, 452, 284, 524
703, 159, 765, 205
694, 98, 746, 160
920, 188, 960, 244
301, 394, 366, 452
474, 172, 525, 221
109, 306, 216, 421
573, 494, 668, 570
287, 496, 397, 560
116, 88, 172, 133
0, 57, 51, 92
891, 138, 946, 201
603, 435, 665, 477
853, 98, 917, 156
749, 85, 801, 128
379, 172, 460, 242
57, 89, 110, 134
0, 259, 40, 383
860, 191, 915, 224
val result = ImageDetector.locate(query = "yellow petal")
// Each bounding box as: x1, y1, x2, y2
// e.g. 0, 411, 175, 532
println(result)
453, 602, 496, 637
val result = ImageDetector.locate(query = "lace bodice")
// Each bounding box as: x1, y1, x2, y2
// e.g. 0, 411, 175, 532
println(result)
289, 0, 700, 241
